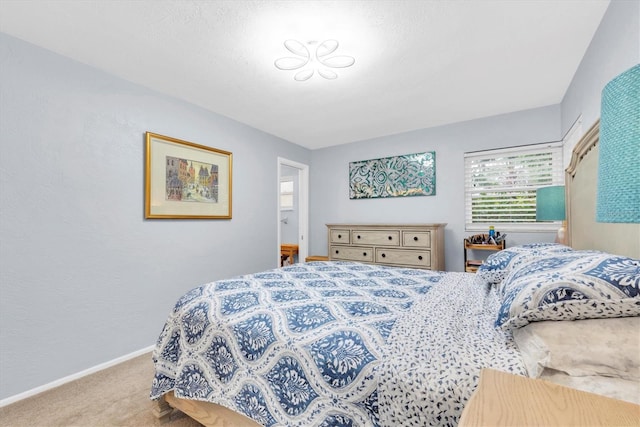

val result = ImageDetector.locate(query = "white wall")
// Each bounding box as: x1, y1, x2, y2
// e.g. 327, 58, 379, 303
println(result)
0, 33, 310, 400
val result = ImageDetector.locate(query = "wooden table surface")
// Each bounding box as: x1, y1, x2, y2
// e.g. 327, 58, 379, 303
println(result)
459, 368, 640, 426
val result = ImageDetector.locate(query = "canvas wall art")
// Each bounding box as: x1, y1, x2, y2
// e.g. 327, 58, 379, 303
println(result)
349, 151, 436, 199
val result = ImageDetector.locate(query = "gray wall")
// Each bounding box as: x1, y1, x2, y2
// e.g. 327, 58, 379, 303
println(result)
561, 0, 639, 135
309, 106, 562, 270
1, 0, 638, 402
309, 0, 639, 271
0, 33, 310, 400
279, 165, 300, 246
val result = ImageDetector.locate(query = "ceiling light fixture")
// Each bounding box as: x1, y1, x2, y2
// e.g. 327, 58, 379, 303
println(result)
274, 39, 355, 81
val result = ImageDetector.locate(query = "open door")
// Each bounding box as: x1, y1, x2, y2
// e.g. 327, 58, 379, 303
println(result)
277, 158, 309, 267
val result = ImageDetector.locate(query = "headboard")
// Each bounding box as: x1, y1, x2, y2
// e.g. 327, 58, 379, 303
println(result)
565, 120, 640, 258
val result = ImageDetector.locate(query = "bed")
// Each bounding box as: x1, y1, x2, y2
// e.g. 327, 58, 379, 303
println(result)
151, 120, 640, 426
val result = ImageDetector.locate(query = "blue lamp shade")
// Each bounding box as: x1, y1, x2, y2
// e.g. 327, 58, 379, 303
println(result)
596, 64, 640, 223
536, 186, 566, 221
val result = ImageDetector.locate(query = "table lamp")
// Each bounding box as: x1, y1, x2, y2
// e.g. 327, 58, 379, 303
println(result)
596, 64, 640, 223
536, 185, 566, 244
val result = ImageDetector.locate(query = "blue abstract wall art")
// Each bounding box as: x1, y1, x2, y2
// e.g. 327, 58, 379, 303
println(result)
349, 152, 436, 199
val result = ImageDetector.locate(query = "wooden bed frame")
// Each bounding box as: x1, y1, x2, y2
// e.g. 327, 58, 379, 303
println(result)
154, 119, 640, 426
154, 391, 260, 426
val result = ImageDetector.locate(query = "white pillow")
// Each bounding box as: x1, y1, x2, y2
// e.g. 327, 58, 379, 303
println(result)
539, 370, 640, 405
513, 317, 640, 382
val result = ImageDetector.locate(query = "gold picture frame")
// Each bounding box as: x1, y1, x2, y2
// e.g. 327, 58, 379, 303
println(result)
145, 132, 232, 219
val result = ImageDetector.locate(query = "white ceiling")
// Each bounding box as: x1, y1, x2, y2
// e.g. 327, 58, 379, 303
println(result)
0, 0, 610, 149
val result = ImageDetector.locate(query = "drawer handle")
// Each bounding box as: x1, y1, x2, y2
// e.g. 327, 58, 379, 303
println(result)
413, 236, 419, 241
335, 250, 339, 254
338, 234, 342, 239
363, 252, 367, 256
388, 236, 392, 240
381, 253, 386, 258
357, 235, 361, 239
418, 255, 423, 260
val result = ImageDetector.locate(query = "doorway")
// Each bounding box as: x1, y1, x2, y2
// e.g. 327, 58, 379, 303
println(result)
277, 158, 309, 267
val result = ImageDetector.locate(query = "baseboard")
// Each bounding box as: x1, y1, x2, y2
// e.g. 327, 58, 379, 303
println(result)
0, 344, 155, 408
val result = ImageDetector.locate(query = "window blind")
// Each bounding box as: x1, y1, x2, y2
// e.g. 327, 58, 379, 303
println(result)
464, 142, 564, 232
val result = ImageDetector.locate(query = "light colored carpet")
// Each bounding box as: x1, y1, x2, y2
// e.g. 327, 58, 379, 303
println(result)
0, 352, 202, 427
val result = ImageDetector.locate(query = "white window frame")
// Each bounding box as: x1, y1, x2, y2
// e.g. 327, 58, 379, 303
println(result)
563, 115, 583, 170
464, 141, 564, 232
280, 177, 294, 211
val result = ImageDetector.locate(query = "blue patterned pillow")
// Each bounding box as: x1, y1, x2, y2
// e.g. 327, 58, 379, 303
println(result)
476, 243, 573, 286
496, 251, 640, 330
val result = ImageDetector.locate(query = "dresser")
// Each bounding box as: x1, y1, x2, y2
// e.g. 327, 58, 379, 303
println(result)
327, 223, 446, 270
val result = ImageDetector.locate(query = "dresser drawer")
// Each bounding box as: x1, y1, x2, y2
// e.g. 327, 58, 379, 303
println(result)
402, 231, 432, 248
351, 230, 400, 246
375, 248, 431, 268
330, 245, 374, 262
330, 229, 351, 244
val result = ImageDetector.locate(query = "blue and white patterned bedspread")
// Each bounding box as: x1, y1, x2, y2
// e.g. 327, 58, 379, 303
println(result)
150, 262, 524, 426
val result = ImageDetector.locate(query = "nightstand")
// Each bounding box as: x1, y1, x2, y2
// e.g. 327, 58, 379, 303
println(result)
459, 368, 640, 426
463, 240, 505, 272
305, 255, 329, 262
280, 243, 299, 266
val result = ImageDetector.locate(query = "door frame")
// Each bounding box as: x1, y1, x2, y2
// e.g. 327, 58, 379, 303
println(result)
277, 157, 309, 266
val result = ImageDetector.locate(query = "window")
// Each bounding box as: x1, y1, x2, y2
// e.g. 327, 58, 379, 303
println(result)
280, 178, 294, 210
563, 115, 583, 170
464, 141, 564, 232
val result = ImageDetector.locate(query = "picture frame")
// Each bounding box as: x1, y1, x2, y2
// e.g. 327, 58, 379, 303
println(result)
349, 151, 436, 199
145, 132, 232, 219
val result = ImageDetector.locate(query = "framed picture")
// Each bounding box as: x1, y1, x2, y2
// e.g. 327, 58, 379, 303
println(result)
145, 132, 232, 219
349, 151, 436, 199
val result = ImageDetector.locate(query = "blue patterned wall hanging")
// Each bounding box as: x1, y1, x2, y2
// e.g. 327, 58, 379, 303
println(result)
349, 152, 436, 199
